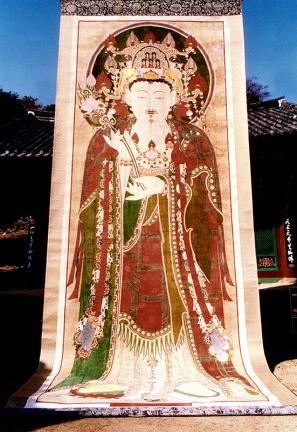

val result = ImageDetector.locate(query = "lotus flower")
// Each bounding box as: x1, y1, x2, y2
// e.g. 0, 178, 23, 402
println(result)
80, 96, 100, 115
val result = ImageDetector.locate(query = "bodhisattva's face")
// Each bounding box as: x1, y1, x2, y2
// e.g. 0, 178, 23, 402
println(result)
126, 81, 175, 124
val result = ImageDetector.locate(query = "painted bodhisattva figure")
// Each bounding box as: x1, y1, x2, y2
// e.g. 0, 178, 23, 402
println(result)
55, 26, 259, 401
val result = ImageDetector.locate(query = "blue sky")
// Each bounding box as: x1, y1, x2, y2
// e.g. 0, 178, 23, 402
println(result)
0, 0, 296, 105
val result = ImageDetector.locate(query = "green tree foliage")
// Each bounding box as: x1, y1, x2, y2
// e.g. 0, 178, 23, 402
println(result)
0, 89, 26, 121
0, 90, 54, 122
21, 95, 42, 111
43, 104, 55, 112
246, 76, 271, 104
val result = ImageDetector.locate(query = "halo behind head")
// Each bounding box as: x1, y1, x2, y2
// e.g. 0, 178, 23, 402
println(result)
79, 25, 213, 128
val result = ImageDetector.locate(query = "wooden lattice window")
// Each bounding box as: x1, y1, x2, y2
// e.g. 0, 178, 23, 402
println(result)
255, 227, 278, 271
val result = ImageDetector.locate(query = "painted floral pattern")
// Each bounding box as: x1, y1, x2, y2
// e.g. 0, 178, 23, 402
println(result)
61, 0, 241, 16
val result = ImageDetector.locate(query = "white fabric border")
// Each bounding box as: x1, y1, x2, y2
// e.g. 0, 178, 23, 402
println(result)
25, 14, 279, 409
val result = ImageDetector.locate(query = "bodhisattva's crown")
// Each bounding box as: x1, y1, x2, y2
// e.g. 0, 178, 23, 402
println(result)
79, 30, 208, 129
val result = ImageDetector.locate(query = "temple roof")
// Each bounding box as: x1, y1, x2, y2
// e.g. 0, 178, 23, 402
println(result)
0, 113, 54, 158
248, 97, 297, 138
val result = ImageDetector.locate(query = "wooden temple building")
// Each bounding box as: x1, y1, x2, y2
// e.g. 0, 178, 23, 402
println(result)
0, 112, 53, 289
249, 97, 297, 286
248, 97, 297, 368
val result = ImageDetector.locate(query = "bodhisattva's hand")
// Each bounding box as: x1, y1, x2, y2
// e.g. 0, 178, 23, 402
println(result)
126, 176, 166, 201
103, 130, 137, 161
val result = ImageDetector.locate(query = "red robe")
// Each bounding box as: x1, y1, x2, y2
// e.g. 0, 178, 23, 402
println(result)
65, 119, 250, 387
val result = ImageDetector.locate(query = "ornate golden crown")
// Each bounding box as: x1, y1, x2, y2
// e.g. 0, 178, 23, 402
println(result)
103, 31, 202, 100
79, 30, 208, 129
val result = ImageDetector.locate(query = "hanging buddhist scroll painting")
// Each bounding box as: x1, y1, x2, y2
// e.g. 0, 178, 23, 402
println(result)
14, 5, 297, 411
